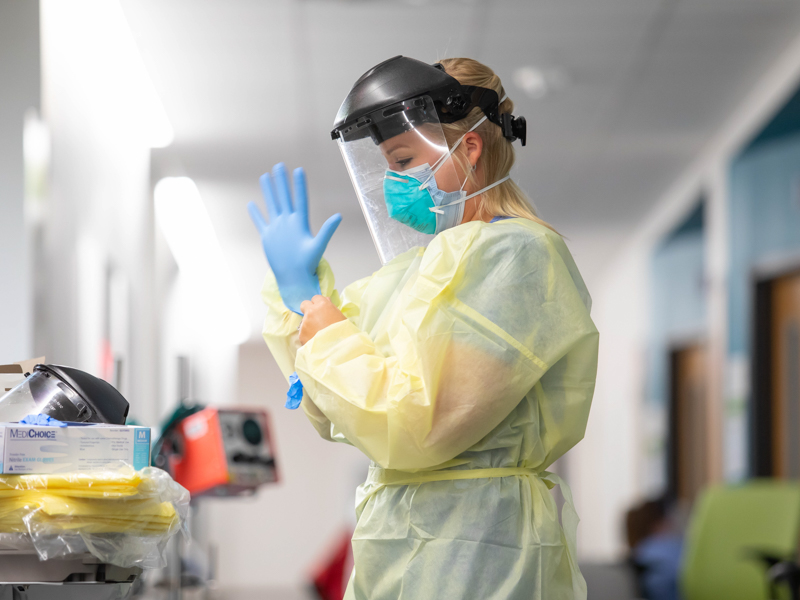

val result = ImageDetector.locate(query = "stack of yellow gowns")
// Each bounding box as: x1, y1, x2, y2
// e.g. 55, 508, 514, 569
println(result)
0, 469, 181, 536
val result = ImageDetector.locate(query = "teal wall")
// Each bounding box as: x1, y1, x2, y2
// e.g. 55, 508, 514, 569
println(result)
729, 136, 800, 358
647, 202, 707, 492
727, 134, 800, 479
649, 202, 707, 409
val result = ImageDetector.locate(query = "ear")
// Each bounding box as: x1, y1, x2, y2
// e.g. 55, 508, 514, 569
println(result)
462, 131, 483, 168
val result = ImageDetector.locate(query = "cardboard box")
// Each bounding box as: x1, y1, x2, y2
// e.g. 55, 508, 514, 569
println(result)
0, 357, 44, 394
0, 423, 150, 474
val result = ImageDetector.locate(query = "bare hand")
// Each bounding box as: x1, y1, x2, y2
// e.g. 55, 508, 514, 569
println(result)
299, 296, 347, 344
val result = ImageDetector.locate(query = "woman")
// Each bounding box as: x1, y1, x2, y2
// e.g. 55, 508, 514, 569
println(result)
249, 56, 599, 600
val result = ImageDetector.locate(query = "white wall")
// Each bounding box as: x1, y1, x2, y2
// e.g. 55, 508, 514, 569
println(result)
37, 0, 175, 426
205, 341, 368, 592
569, 234, 650, 561
0, 1, 39, 364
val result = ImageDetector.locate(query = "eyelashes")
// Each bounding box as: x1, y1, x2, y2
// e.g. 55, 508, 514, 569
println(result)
396, 158, 412, 168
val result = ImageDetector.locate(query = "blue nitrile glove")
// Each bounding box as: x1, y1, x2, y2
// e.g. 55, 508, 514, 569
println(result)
247, 163, 342, 314
19, 414, 67, 427
286, 372, 304, 410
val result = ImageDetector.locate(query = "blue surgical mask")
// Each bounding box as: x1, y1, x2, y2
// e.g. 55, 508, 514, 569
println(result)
383, 163, 466, 235
383, 93, 511, 235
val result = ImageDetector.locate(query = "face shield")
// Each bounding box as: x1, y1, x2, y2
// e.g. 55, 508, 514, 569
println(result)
335, 95, 466, 264
331, 56, 528, 264
0, 364, 130, 424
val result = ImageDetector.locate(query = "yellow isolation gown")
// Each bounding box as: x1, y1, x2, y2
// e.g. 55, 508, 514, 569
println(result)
261, 218, 599, 600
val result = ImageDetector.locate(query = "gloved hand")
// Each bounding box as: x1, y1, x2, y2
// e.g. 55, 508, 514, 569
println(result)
248, 163, 342, 315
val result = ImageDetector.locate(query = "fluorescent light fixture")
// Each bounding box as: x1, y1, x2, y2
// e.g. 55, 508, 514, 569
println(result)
154, 177, 220, 274
23, 111, 50, 168
41, 0, 173, 148
155, 177, 250, 345
23, 110, 50, 225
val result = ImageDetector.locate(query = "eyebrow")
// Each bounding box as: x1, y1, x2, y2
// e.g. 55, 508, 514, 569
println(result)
383, 142, 411, 155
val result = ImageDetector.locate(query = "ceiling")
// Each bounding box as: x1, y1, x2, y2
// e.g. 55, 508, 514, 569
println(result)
120, 0, 800, 329
122, 0, 800, 220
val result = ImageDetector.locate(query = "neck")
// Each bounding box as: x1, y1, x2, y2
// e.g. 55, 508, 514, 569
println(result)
459, 164, 494, 224
461, 196, 494, 224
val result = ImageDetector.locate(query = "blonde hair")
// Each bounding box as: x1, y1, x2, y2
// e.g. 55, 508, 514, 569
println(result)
437, 58, 556, 232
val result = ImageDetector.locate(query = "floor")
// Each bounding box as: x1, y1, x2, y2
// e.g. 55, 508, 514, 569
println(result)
583, 562, 642, 600
140, 586, 316, 600
140, 563, 640, 600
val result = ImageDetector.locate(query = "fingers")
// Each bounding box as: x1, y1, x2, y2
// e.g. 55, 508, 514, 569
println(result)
259, 172, 280, 217
272, 163, 293, 214
299, 295, 326, 315
313, 213, 342, 261
247, 201, 268, 233
293, 167, 309, 226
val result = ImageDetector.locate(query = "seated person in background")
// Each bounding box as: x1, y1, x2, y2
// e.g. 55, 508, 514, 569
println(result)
626, 496, 684, 600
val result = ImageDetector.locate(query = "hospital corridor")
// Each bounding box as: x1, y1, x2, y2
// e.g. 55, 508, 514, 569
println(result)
5, 1, 800, 599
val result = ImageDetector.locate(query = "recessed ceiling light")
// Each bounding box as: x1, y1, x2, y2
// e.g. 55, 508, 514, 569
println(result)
513, 66, 568, 99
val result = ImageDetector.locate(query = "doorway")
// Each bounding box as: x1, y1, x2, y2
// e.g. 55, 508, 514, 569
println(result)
752, 270, 800, 478
668, 343, 709, 503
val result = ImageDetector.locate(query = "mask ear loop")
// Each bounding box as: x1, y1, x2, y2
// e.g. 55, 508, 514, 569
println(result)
419, 119, 483, 190
419, 94, 508, 192
429, 175, 511, 214
430, 163, 473, 215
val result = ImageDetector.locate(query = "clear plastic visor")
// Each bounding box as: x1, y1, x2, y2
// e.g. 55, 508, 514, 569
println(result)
0, 371, 94, 423
337, 96, 463, 264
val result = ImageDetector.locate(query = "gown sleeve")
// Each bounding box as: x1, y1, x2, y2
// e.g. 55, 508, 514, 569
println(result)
294, 222, 599, 471
260, 258, 364, 444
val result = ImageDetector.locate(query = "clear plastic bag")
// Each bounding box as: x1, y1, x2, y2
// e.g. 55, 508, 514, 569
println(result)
0, 467, 189, 568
